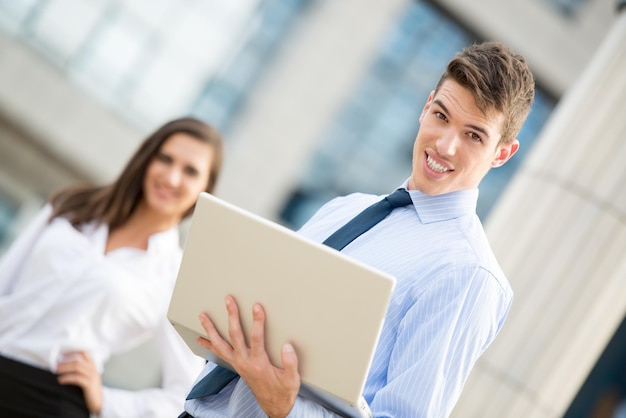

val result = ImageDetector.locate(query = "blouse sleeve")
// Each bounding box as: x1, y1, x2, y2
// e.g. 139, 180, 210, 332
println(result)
99, 320, 205, 418
0, 204, 51, 296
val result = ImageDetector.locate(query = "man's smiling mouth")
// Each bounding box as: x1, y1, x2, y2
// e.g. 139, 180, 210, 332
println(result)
426, 155, 451, 173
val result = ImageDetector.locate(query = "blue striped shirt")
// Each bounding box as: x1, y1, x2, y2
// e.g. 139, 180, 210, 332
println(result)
184, 186, 513, 417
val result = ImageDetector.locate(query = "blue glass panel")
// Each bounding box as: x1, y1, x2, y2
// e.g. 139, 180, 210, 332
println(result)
191, 0, 312, 133
542, 0, 586, 17
0, 0, 42, 33
0, 196, 17, 252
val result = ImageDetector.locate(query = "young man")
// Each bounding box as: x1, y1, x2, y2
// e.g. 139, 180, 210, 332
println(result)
182, 41, 535, 417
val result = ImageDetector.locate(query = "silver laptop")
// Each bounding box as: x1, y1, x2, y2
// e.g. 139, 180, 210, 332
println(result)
168, 192, 396, 417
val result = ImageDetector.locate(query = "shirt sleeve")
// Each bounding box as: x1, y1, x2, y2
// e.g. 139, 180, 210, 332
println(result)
285, 396, 345, 418
0, 204, 51, 296
99, 320, 205, 418
367, 266, 511, 417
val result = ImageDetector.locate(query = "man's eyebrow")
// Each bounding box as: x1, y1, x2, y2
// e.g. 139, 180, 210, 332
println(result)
433, 99, 449, 115
433, 99, 490, 139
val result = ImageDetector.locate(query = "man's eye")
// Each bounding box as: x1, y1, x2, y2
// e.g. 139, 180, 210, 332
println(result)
435, 112, 447, 121
469, 132, 482, 142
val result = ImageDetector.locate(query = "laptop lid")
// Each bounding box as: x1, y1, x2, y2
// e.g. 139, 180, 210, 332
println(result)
168, 192, 395, 410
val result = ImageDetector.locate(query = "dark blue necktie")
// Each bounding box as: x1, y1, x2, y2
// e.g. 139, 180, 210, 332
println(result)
186, 365, 238, 400
185, 188, 412, 401
322, 188, 412, 250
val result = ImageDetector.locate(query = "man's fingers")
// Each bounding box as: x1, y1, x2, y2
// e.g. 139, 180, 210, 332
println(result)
249, 303, 267, 360
199, 313, 228, 350
198, 308, 241, 365
281, 343, 299, 380
225, 296, 248, 353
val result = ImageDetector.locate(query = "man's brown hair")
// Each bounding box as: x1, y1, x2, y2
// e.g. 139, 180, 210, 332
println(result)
435, 41, 535, 144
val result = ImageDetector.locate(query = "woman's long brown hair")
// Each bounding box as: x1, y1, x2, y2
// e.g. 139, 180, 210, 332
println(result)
48, 117, 224, 231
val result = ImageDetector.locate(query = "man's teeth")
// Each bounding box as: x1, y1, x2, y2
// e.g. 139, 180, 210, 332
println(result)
427, 155, 450, 173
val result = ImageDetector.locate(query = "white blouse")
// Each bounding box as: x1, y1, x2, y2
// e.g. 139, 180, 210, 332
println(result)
0, 205, 204, 417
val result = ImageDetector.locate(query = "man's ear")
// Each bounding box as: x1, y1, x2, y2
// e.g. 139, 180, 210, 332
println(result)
491, 139, 519, 168
419, 91, 435, 123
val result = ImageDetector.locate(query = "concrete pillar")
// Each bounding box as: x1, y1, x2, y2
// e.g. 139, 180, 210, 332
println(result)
451, 3, 626, 418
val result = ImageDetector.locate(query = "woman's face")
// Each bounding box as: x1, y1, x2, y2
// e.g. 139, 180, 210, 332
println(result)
142, 132, 213, 223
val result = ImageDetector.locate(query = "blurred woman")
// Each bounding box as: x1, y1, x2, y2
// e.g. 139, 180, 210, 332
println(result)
0, 117, 224, 418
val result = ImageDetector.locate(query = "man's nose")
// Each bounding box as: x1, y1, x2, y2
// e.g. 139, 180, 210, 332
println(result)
436, 131, 460, 156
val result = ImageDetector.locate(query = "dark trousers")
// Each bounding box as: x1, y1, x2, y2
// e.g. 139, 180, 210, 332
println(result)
0, 355, 89, 418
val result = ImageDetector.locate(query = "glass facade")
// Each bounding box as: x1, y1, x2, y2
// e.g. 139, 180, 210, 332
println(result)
191, 0, 312, 133
279, 1, 556, 229
0, 0, 264, 129
542, 0, 588, 17
0, 196, 17, 252
565, 316, 626, 417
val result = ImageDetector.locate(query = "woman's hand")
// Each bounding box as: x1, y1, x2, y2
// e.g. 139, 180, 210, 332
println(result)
56, 351, 103, 415
197, 296, 301, 418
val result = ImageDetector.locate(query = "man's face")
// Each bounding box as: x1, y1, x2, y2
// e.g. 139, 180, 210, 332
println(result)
408, 79, 519, 195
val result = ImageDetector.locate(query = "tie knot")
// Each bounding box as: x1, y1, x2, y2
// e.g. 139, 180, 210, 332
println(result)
321, 187, 413, 251
385, 188, 412, 209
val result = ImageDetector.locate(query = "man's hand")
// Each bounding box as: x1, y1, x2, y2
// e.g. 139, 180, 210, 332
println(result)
56, 351, 103, 414
197, 295, 300, 418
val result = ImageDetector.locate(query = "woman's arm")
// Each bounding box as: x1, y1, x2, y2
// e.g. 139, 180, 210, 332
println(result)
98, 320, 204, 418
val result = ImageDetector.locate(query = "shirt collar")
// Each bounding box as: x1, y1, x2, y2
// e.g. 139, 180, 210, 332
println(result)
147, 226, 181, 254
399, 180, 478, 224
84, 221, 180, 255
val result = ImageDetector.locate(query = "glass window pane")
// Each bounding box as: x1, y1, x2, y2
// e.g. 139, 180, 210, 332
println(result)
126, 0, 177, 29
0, 0, 41, 33
70, 9, 151, 97
191, 0, 310, 133
167, 8, 231, 72
129, 50, 206, 124
29, 0, 107, 62
193, 0, 261, 32
542, 0, 586, 17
